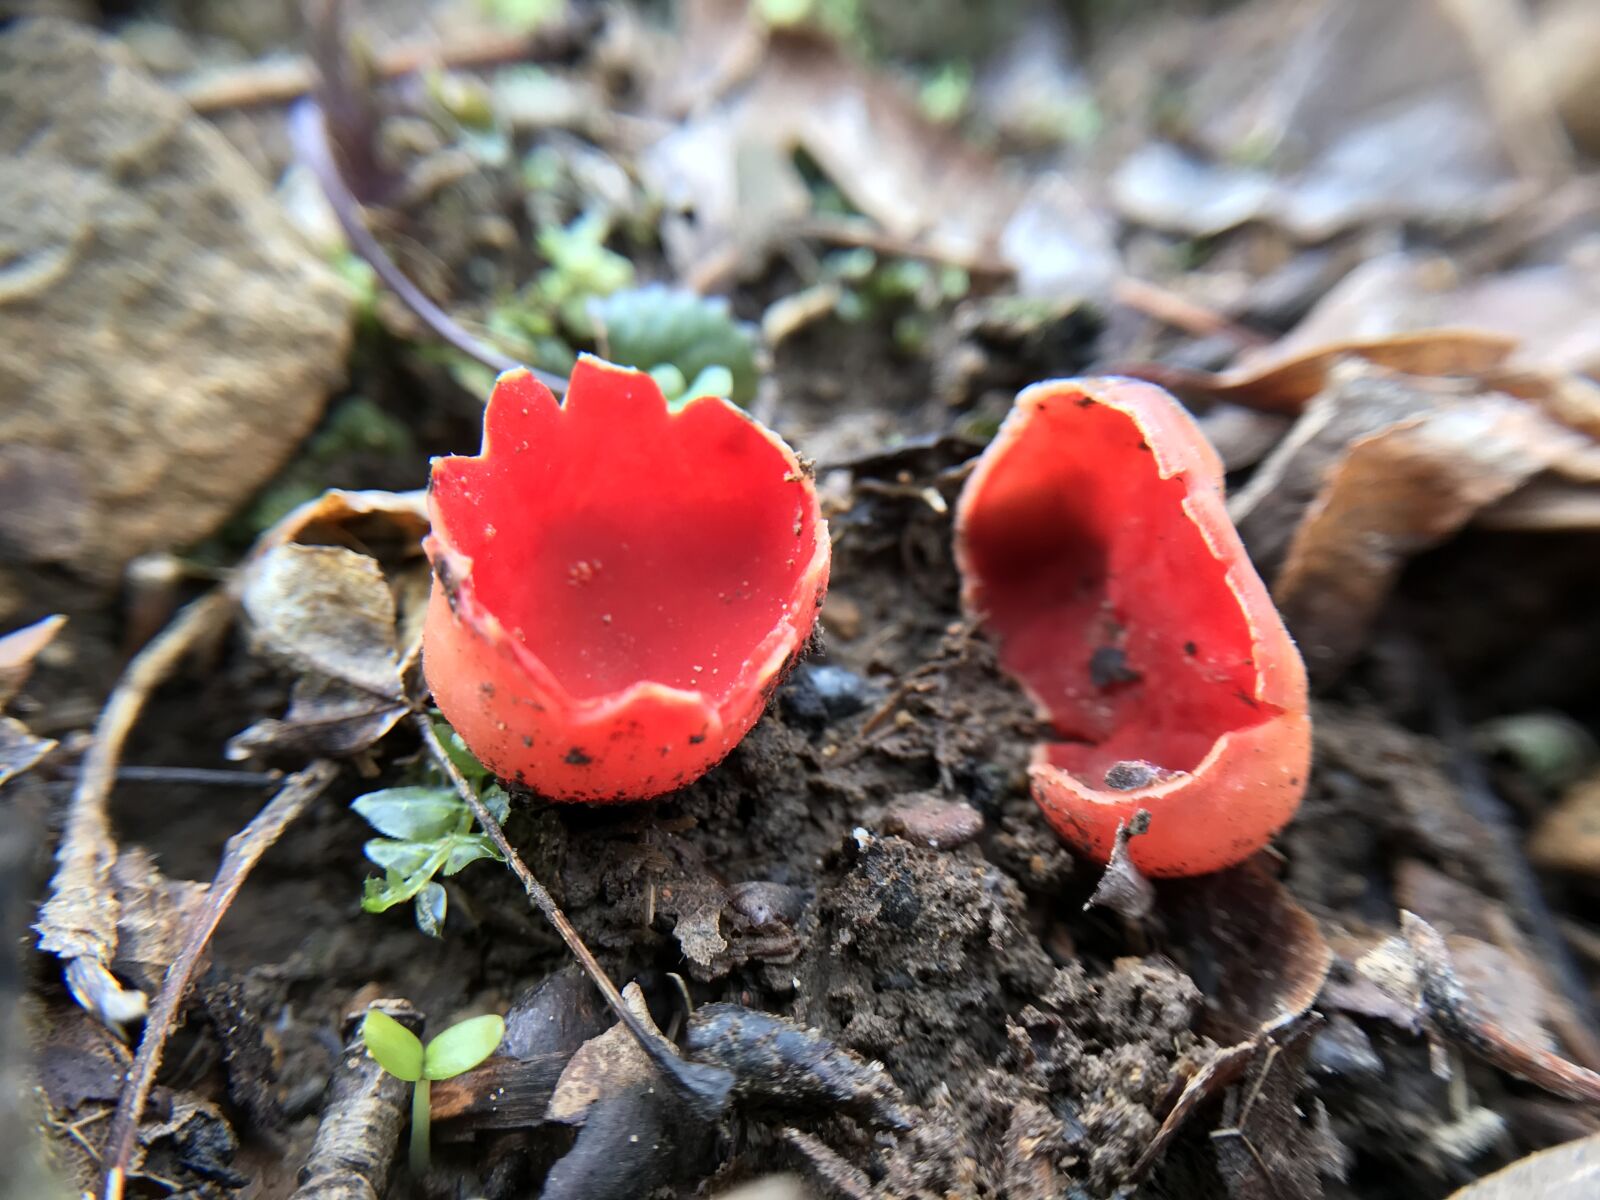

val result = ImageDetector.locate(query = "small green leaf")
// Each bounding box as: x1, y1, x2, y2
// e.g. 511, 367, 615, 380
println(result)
433, 719, 490, 785
364, 838, 435, 877
360, 842, 452, 913
362, 1010, 424, 1081
481, 784, 511, 825
353, 787, 464, 841
414, 881, 448, 938
442, 834, 501, 876
361, 872, 409, 914
590, 285, 760, 406
424, 1014, 506, 1080
681, 364, 734, 404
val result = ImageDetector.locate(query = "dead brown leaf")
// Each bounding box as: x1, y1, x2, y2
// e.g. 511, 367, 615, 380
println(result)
250, 487, 429, 556
1372, 912, 1600, 1105
1125, 330, 1518, 416
1110, 0, 1564, 240
0, 717, 54, 789
1135, 858, 1333, 1180
1212, 1024, 1346, 1200
233, 542, 411, 759
658, 880, 729, 972
227, 674, 409, 763
546, 982, 667, 1124
1530, 773, 1600, 877
640, 31, 1116, 295
0, 613, 64, 709
108, 848, 210, 998
1445, 1131, 1600, 1199
241, 544, 403, 700
1271, 386, 1570, 682
1397, 857, 1600, 1069
1268, 253, 1600, 379
1478, 478, 1600, 531
1123, 252, 1600, 420
1164, 855, 1334, 1046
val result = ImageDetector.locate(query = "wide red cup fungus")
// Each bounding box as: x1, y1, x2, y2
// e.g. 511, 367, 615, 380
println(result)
423, 357, 829, 802
954, 377, 1310, 877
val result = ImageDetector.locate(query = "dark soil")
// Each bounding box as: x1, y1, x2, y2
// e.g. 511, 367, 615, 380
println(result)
11, 4, 1600, 1200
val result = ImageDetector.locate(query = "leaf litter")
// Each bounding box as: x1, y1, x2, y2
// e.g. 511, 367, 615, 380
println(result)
12, 0, 1600, 1197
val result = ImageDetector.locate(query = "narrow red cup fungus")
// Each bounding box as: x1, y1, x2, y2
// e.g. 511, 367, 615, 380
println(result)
423, 357, 829, 802
954, 377, 1310, 877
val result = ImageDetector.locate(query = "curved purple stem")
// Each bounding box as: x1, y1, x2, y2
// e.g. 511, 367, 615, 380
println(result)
289, 98, 567, 394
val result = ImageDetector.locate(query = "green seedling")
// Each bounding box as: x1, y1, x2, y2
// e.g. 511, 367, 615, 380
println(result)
352, 720, 508, 936
590, 284, 760, 407
362, 1009, 506, 1174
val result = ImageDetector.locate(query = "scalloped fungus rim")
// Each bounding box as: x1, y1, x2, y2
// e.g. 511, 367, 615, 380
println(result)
955, 376, 1310, 877
422, 356, 830, 802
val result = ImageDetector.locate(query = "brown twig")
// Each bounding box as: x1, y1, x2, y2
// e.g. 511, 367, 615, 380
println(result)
287, 98, 567, 393
101, 761, 340, 1200
1427, 677, 1600, 1069
292, 998, 424, 1200
412, 714, 732, 1120
37, 589, 237, 1026
1401, 911, 1600, 1104
781, 1127, 873, 1200
1110, 276, 1272, 349
177, 18, 600, 113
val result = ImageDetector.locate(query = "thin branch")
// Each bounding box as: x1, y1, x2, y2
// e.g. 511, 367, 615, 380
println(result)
178, 19, 599, 114
55, 766, 283, 790
292, 999, 424, 1200
1110, 275, 1272, 349
287, 99, 567, 393
412, 714, 731, 1120
1402, 912, 1600, 1104
37, 589, 237, 1025
1428, 678, 1600, 1070
102, 761, 340, 1200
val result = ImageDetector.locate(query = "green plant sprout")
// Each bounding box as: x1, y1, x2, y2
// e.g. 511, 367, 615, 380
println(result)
590, 284, 760, 408
352, 719, 508, 936
361, 1009, 506, 1174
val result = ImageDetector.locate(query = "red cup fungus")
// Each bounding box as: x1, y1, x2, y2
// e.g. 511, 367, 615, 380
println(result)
423, 357, 830, 802
954, 377, 1310, 877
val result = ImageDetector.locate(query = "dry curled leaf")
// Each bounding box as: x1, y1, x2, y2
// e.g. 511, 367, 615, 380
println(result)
1165, 856, 1334, 1046
1445, 1131, 1600, 1199
1110, 0, 1563, 240
547, 982, 665, 1124
1375, 912, 1600, 1105
1134, 859, 1333, 1180
641, 30, 1116, 295
1212, 1023, 1346, 1200
1124, 330, 1517, 416
1266, 253, 1600, 380
233, 542, 410, 759
0, 613, 64, 709
227, 674, 408, 763
1477, 478, 1600, 531
242, 544, 402, 700
108, 847, 211, 997
1531, 774, 1600, 877
0, 716, 54, 789
251, 487, 429, 556
1272, 390, 1570, 682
